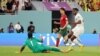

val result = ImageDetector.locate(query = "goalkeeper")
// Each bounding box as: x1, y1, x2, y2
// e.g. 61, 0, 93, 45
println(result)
20, 37, 67, 53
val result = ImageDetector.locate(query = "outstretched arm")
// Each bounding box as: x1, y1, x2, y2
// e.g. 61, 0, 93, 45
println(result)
33, 37, 43, 43
73, 20, 81, 28
54, 21, 60, 24
20, 45, 26, 53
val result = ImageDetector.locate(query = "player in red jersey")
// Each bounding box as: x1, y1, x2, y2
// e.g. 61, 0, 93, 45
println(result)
54, 8, 71, 47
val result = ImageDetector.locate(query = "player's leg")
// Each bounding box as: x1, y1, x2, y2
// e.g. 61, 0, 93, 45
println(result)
56, 26, 69, 47
63, 31, 73, 45
49, 47, 73, 53
63, 24, 72, 45
68, 30, 84, 51
49, 47, 61, 52
70, 36, 84, 51
71, 28, 84, 47
65, 26, 78, 49
71, 37, 83, 46
56, 27, 68, 47
43, 46, 68, 53
67, 35, 76, 51
56, 33, 62, 47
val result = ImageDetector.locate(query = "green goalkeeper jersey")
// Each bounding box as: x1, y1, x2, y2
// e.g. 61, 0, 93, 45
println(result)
24, 37, 44, 53
24, 37, 60, 53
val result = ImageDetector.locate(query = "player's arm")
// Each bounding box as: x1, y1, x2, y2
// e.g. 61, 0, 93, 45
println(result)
20, 45, 26, 53
72, 20, 81, 28
54, 21, 60, 24
34, 38, 43, 42
75, 20, 81, 24
74, 16, 83, 25
73, 16, 82, 27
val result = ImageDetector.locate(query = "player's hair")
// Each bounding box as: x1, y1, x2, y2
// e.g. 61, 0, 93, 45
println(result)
60, 8, 66, 12
30, 21, 33, 24
73, 8, 79, 11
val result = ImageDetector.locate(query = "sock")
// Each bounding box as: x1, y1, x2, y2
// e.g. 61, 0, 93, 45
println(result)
67, 41, 75, 51
70, 42, 75, 46
73, 39, 83, 46
56, 38, 60, 47
64, 39, 68, 44
65, 39, 71, 46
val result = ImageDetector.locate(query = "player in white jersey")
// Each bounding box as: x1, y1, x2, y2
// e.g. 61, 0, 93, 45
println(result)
64, 8, 84, 51
72, 8, 84, 38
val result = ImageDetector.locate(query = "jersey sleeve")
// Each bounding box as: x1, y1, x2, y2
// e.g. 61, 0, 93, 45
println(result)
65, 16, 68, 26
65, 17, 68, 21
76, 14, 83, 22
33, 38, 42, 42
23, 40, 28, 46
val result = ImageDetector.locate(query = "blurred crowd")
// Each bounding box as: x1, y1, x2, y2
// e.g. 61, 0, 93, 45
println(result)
0, 21, 35, 33
0, 0, 99, 15
42, 0, 65, 2
77, 0, 100, 11
0, 22, 24, 33
43, 0, 100, 12
0, 0, 33, 15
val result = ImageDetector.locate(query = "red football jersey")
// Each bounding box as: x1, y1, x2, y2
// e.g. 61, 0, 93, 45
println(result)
60, 15, 68, 28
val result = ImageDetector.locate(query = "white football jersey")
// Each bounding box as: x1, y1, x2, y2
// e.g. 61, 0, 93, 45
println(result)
75, 13, 84, 27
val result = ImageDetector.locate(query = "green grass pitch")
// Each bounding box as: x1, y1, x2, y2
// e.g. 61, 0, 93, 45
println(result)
0, 46, 100, 56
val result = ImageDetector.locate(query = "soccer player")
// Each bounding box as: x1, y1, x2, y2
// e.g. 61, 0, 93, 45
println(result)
20, 37, 67, 53
65, 8, 84, 50
54, 8, 70, 47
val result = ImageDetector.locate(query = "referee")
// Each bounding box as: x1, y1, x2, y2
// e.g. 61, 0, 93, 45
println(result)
27, 21, 35, 39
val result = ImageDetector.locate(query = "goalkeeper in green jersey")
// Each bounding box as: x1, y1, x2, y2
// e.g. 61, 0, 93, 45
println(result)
20, 37, 68, 53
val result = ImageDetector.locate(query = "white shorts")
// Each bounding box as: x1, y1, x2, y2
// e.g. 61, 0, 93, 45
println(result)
72, 26, 84, 37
